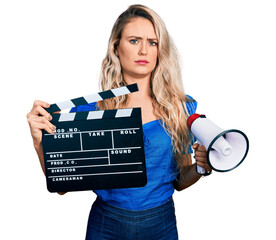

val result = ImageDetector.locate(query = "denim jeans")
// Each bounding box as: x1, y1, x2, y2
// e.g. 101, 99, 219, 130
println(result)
85, 197, 178, 240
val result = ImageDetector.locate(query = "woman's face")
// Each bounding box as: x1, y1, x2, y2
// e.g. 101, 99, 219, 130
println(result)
116, 17, 158, 81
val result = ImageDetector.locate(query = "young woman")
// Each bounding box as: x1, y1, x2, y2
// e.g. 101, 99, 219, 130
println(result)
27, 4, 212, 240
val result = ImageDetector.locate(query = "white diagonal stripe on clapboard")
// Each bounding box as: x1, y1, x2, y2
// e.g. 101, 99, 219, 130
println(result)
59, 112, 76, 122
87, 110, 105, 119
111, 86, 131, 96
56, 101, 76, 111
83, 93, 103, 103
115, 108, 133, 118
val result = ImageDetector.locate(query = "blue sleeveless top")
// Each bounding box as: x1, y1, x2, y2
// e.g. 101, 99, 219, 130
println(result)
70, 97, 197, 210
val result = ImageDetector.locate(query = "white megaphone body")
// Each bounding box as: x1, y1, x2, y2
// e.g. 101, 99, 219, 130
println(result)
187, 114, 249, 174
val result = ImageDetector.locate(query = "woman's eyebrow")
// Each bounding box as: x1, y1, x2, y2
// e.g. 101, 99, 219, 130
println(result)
127, 36, 158, 41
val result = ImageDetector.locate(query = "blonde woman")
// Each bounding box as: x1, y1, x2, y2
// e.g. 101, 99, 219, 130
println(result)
27, 4, 211, 240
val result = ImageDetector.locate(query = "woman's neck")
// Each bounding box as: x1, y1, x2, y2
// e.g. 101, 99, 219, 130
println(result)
123, 74, 158, 124
124, 74, 151, 101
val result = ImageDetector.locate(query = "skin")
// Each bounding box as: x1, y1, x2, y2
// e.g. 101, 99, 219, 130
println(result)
116, 17, 159, 125
26, 17, 211, 195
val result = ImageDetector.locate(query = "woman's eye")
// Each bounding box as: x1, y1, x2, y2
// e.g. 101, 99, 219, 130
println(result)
130, 39, 138, 44
149, 41, 158, 46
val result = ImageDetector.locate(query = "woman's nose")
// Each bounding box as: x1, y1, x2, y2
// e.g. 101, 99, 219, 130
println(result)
138, 42, 147, 56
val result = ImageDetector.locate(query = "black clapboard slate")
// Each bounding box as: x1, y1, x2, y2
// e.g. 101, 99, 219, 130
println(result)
41, 84, 147, 192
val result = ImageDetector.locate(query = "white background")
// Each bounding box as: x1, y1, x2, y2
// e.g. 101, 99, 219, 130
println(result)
1, 0, 275, 239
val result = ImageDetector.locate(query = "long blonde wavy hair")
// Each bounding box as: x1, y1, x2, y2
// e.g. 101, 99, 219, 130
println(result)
98, 4, 194, 169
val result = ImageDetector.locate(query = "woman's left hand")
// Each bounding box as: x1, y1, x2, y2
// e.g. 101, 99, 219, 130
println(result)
192, 143, 212, 173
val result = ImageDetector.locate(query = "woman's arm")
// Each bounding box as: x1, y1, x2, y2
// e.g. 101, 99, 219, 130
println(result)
27, 100, 66, 195
173, 156, 201, 191
173, 144, 211, 191
27, 100, 55, 172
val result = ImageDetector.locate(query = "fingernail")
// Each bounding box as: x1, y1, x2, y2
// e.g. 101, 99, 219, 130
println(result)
48, 115, 52, 120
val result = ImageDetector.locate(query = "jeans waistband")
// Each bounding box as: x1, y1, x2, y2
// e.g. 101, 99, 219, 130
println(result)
93, 197, 175, 222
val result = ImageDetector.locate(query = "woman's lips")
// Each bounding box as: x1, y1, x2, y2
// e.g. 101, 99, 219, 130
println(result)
135, 60, 149, 65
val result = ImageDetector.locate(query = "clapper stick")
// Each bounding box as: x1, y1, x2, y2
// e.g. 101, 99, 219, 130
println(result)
46, 83, 138, 113
42, 83, 147, 192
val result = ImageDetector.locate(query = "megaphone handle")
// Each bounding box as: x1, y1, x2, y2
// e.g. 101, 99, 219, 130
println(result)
196, 140, 206, 175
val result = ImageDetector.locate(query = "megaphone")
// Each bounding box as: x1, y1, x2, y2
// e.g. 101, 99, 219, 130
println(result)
187, 114, 249, 174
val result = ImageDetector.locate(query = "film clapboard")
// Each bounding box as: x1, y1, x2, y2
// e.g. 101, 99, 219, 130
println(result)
42, 84, 147, 192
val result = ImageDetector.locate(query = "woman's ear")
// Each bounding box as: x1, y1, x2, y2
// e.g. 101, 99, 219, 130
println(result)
114, 48, 119, 57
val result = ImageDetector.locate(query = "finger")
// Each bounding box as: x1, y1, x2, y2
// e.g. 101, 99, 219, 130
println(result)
30, 116, 56, 132
194, 155, 207, 162
33, 116, 56, 130
31, 105, 53, 120
194, 155, 209, 166
33, 100, 50, 109
31, 100, 51, 116
196, 161, 212, 172
194, 156, 209, 166
32, 122, 55, 135
197, 145, 206, 152
194, 150, 207, 158
193, 143, 199, 149
57, 192, 67, 195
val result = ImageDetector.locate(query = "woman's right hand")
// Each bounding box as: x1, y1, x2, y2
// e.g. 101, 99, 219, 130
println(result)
27, 100, 56, 148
